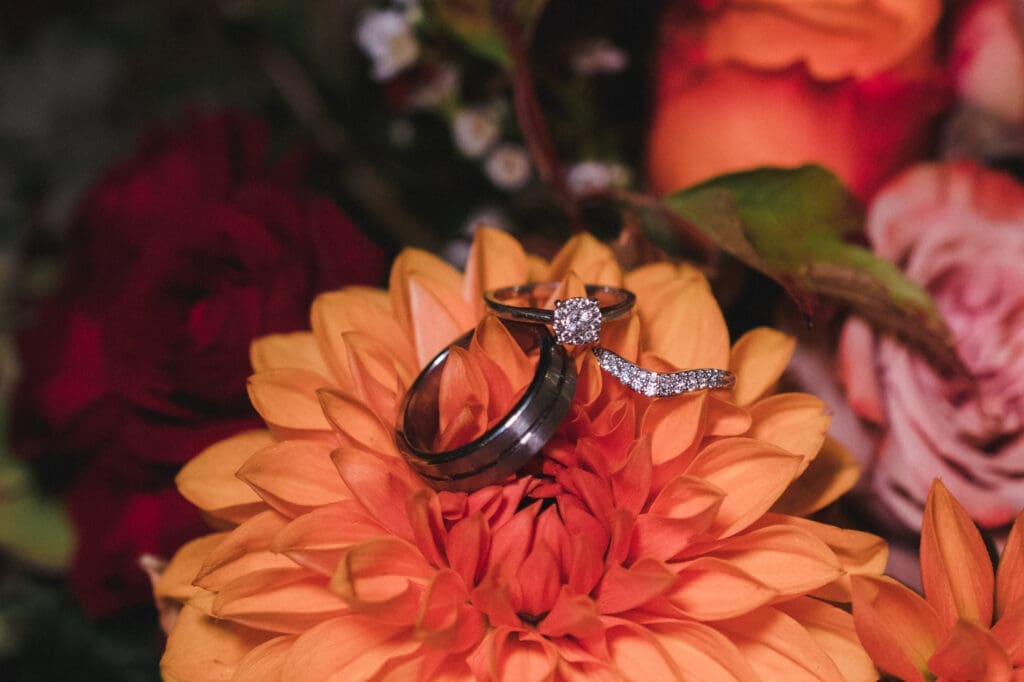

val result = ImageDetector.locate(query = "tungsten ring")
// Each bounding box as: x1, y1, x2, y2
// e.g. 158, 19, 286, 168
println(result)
396, 320, 576, 492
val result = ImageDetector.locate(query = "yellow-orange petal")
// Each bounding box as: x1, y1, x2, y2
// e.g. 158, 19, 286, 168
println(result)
928, 619, 1013, 682
729, 328, 796, 406
685, 438, 803, 538
771, 437, 861, 517
331, 447, 419, 539
703, 396, 753, 437
646, 620, 761, 681
311, 288, 415, 391
279, 614, 419, 681
482, 628, 560, 682
176, 430, 270, 524
162, 604, 272, 682
318, 388, 398, 459
997, 508, 1024, 619
746, 393, 829, 470
237, 439, 349, 518
665, 557, 777, 620
760, 514, 888, 603
851, 575, 944, 682
231, 635, 294, 682
715, 606, 845, 681
775, 597, 878, 682
638, 271, 730, 371
470, 315, 534, 405
416, 568, 487, 651
330, 536, 433, 624
536, 589, 603, 640
338, 331, 405, 422
271, 500, 387, 576
250, 332, 332, 377
625, 261, 703, 303
920, 479, 995, 629
704, 524, 842, 599
247, 368, 332, 431
195, 511, 294, 592
437, 345, 490, 450
546, 233, 622, 286
642, 391, 707, 466
596, 558, 679, 614
156, 533, 228, 603
212, 567, 349, 633
991, 603, 1024, 665
461, 226, 529, 319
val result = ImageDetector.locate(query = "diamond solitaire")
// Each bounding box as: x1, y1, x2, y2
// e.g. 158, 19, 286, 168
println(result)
553, 297, 602, 345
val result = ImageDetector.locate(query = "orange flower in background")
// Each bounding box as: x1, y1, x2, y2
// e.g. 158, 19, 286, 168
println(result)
156, 227, 885, 680
852, 479, 1024, 681
648, 0, 948, 199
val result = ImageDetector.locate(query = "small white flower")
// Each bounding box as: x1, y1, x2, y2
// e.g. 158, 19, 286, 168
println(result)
570, 38, 629, 75
408, 63, 461, 109
356, 9, 419, 81
484, 144, 532, 191
566, 160, 631, 196
452, 106, 501, 158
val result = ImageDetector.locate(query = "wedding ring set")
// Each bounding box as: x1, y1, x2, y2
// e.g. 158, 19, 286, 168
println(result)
395, 281, 735, 492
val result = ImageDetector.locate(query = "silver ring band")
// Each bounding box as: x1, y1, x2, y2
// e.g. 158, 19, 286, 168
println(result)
396, 321, 576, 492
593, 347, 736, 397
484, 282, 636, 326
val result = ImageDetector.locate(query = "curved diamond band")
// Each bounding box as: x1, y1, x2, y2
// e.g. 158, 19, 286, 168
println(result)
593, 347, 735, 397
484, 282, 635, 345
396, 320, 576, 492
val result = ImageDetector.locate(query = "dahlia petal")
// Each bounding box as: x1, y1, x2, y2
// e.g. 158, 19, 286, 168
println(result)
851, 575, 944, 682
715, 606, 845, 681
470, 573, 521, 628
311, 288, 415, 390
156, 533, 227, 603
685, 438, 803, 538
279, 614, 419, 681
928, 619, 1012, 682
161, 604, 273, 682
389, 248, 465, 335
606, 508, 636, 566
250, 331, 332, 377
920, 479, 995, 629
603, 621, 686, 680
596, 558, 677, 614
175, 430, 269, 524
538, 589, 603, 639
318, 388, 398, 458
759, 514, 888, 603
247, 368, 332, 431
210, 566, 347, 633
447, 512, 490, 588
642, 391, 707, 466
237, 439, 349, 518
404, 271, 477, 367
665, 556, 777, 620
775, 597, 878, 682
340, 331, 405, 422
704, 525, 842, 598
470, 315, 534, 408
746, 393, 829, 467
703, 395, 753, 437
547, 233, 622, 285
330, 536, 432, 624
729, 328, 796, 406
407, 489, 448, 570
331, 446, 418, 540
271, 500, 387, 576
486, 501, 541, 578
631, 514, 713, 563
771, 437, 861, 517
231, 634, 294, 682
567, 534, 605, 596
997, 508, 1024, 619
633, 476, 723, 561
512, 542, 562, 617
638, 271, 730, 371
437, 345, 490, 449
196, 510, 294, 591
600, 313, 641, 363
416, 568, 486, 652
992, 604, 1024, 664
623, 261, 681, 295
612, 437, 653, 515
487, 628, 560, 682
461, 225, 529, 318
647, 621, 761, 682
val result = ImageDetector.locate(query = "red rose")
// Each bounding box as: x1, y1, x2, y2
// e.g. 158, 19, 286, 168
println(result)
13, 111, 386, 615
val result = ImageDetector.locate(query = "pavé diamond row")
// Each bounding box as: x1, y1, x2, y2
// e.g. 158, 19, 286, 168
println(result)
592, 347, 736, 397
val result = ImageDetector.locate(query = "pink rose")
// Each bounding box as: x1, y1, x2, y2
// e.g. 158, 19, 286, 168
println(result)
840, 161, 1024, 528
952, 0, 1024, 125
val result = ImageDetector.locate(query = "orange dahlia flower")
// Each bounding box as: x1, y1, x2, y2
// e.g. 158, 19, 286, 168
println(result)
156, 227, 885, 680
852, 479, 1024, 681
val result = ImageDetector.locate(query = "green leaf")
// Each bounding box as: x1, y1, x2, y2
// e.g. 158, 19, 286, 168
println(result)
428, 0, 547, 67
648, 165, 965, 376
0, 452, 74, 572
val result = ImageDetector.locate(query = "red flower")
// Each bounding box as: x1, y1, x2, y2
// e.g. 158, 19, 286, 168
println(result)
12, 111, 386, 616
